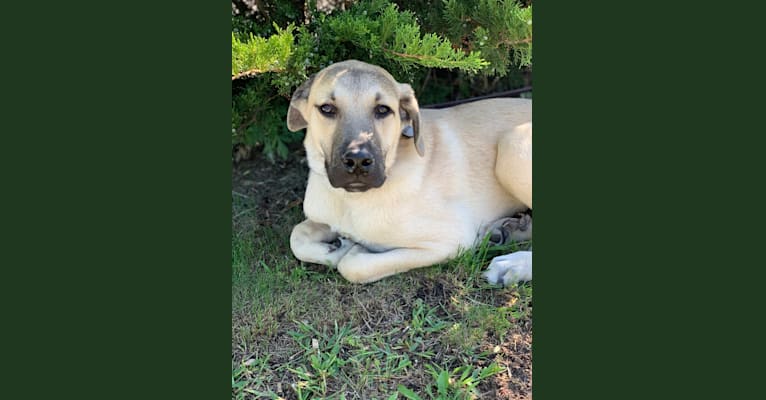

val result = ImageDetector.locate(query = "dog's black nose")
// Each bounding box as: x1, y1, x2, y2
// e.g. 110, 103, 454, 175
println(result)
341, 149, 374, 174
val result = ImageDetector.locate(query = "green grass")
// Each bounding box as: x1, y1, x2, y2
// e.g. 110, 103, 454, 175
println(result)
232, 198, 532, 399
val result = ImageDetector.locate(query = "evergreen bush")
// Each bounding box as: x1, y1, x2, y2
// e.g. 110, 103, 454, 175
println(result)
232, 0, 532, 161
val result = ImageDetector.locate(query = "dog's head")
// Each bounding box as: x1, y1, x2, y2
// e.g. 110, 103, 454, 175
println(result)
286, 60, 422, 193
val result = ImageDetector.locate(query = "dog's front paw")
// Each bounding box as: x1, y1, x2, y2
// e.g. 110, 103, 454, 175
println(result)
483, 251, 532, 286
336, 244, 373, 283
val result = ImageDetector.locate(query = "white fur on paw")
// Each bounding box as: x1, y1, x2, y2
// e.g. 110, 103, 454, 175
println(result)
483, 251, 532, 286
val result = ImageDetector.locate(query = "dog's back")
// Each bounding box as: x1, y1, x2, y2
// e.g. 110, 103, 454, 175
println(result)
416, 98, 532, 232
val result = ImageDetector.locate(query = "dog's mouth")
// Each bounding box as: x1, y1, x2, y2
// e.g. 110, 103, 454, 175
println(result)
336, 176, 387, 192
342, 180, 382, 192
345, 182, 368, 192
325, 159, 386, 192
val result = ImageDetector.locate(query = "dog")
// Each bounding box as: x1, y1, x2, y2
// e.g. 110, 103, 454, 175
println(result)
287, 60, 532, 285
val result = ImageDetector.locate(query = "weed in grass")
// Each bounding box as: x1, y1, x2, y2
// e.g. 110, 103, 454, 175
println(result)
404, 298, 450, 354
287, 321, 354, 398
232, 356, 277, 399
364, 340, 413, 379
231, 364, 248, 399
444, 304, 513, 352
409, 299, 450, 337
396, 362, 504, 400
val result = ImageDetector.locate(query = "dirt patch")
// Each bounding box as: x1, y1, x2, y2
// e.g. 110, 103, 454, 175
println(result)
485, 290, 533, 399
494, 333, 533, 399
232, 146, 308, 231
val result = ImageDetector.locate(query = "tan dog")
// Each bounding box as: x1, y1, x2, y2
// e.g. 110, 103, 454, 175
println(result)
287, 60, 532, 285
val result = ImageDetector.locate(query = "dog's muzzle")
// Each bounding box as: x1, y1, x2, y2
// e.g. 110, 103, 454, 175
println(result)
326, 145, 385, 192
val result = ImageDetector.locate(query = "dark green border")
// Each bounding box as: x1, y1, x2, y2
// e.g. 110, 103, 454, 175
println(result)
3, 2, 231, 398
535, 1, 762, 399
4, 1, 760, 398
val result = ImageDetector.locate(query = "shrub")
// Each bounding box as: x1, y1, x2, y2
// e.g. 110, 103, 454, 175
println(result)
232, 0, 532, 161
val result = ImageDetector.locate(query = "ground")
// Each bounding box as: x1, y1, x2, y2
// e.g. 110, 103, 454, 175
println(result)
232, 147, 532, 399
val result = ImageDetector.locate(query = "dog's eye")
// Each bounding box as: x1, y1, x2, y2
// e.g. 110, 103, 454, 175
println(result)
374, 105, 392, 118
318, 104, 337, 117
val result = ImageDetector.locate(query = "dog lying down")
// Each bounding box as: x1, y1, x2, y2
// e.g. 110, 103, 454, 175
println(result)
287, 60, 532, 286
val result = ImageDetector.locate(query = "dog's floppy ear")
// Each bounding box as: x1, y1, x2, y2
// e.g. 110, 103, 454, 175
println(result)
398, 83, 424, 157
286, 74, 316, 132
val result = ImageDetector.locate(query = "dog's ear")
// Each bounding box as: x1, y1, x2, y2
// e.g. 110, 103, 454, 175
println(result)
398, 83, 424, 157
286, 74, 316, 132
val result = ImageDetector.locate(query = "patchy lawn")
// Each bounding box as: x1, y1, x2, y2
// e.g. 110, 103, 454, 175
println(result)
232, 149, 532, 399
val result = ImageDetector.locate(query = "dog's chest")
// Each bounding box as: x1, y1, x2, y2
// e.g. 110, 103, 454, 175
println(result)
314, 199, 400, 249
333, 209, 396, 252
303, 184, 408, 250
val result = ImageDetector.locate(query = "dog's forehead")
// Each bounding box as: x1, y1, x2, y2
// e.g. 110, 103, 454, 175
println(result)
313, 65, 398, 103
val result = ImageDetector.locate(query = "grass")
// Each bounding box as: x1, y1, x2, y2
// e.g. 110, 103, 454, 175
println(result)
232, 186, 532, 399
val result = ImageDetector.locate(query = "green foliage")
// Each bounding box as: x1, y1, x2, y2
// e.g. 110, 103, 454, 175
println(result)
409, 299, 450, 339
321, 1, 489, 72
231, 0, 532, 160
442, 0, 532, 75
444, 304, 514, 351
231, 23, 294, 77
396, 363, 504, 399
287, 321, 353, 399
231, 79, 302, 160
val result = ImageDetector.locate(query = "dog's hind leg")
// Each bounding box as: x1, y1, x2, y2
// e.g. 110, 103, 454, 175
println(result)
481, 213, 532, 285
485, 122, 533, 286
484, 251, 532, 286
481, 213, 533, 286
495, 122, 532, 208
482, 212, 532, 245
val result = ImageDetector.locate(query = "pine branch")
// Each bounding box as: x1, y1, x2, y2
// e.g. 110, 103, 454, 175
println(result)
231, 68, 285, 81
441, 0, 533, 73
231, 24, 295, 78
381, 48, 431, 60
324, 2, 489, 73
502, 36, 532, 46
